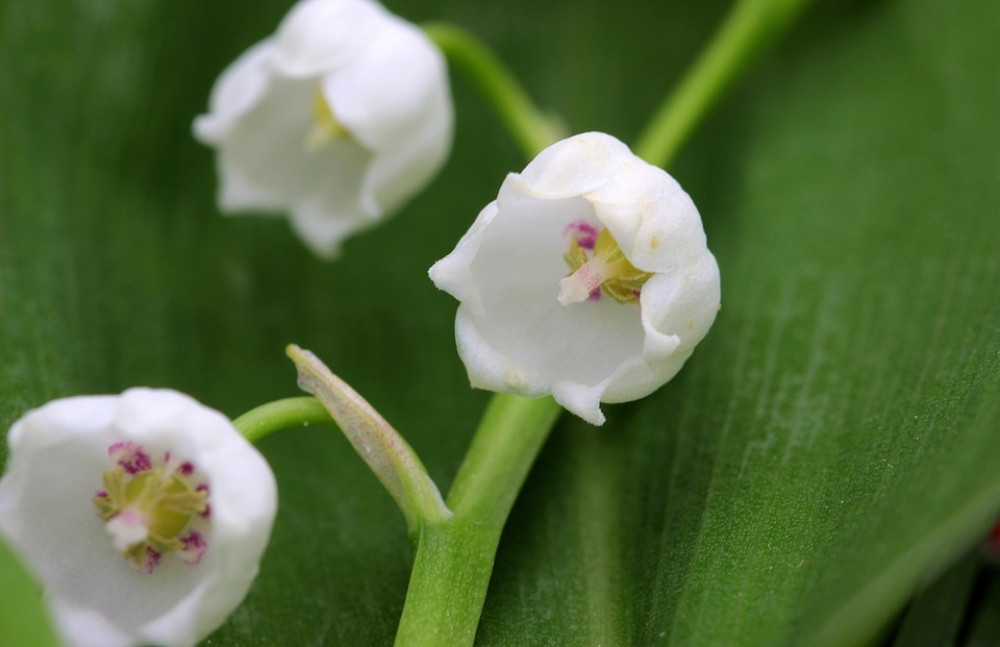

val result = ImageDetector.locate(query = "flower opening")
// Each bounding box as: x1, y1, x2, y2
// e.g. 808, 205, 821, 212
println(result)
305, 87, 350, 151
93, 445, 209, 574
559, 225, 653, 306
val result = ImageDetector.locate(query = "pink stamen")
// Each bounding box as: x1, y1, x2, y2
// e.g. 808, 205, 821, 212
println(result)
196, 484, 211, 518
140, 547, 162, 575
109, 442, 152, 475
179, 531, 208, 565
565, 220, 600, 250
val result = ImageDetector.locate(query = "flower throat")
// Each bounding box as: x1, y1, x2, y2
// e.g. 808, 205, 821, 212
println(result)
558, 225, 652, 306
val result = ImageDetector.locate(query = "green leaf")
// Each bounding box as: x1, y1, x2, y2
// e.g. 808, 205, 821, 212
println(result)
0, 537, 60, 647
963, 567, 1000, 646
889, 549, 980, 647
1, 0, 997, 646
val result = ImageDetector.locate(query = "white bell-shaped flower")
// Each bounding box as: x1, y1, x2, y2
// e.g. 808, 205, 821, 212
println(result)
0, 388, 278, 647
194, 0, 453, 258
429, 132, 721, 425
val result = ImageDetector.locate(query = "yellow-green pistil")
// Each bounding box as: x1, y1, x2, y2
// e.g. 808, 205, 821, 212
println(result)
305, 87, 350, 151
559, 228, 653, 305
94, 465, 207, 572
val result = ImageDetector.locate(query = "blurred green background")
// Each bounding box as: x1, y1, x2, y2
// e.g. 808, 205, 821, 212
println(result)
1, 0, 998, 644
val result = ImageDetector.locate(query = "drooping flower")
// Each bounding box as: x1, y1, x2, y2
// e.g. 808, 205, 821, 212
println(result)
0, 388, 278, 647
429, 132, 721, 425
193, 0, 453, 258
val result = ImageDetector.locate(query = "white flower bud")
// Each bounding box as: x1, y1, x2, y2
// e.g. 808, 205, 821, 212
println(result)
0, 389, 278, 647
194, 0, 453, 258
429, 132, 721, 425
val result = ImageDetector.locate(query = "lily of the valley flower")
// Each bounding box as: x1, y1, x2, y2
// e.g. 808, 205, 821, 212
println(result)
0, 389, 278, 647
429, 132, 721, 425
194, 0, 453, 258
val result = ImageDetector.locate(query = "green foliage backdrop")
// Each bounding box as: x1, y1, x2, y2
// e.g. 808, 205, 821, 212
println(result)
1, 0, 997, 645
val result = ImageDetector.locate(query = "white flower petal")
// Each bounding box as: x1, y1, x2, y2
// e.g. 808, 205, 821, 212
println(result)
516, 131, 631, 200
0, 389, 277, 647
357, 79, 452, 217
210, 76, 345, 209
430, 132, 721, 424
194, 0, 453, 257
192, 40, 275, 144
213, 156, 288, 214
587, 156, 707, 274
289, 192, 370, 259
551, 381, 608, 426
324, 18, 449, 148
429, 201, 502, 317
271, 0, 386, 77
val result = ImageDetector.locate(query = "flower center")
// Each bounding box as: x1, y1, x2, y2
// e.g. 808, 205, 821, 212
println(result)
305, 87, 349, 152
93, 443, 209, 574
558, 224, 653, 306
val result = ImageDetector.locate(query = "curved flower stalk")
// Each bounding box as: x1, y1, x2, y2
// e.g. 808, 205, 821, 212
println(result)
429, 132, 721, 425
0, 389, 278, 647
194, 0, 453, 258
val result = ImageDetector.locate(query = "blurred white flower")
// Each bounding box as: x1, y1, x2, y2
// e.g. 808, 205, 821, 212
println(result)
429, 132, 721, 425
194, 0, 453, 258
0, 388, 278, 647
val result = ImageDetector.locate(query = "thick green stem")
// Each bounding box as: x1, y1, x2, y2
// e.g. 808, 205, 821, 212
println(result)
446, 394, 563, 521
394, 394, 562, 646
231, 396, 331, 443
424, 22, 562, 159
634, 0, 813, 167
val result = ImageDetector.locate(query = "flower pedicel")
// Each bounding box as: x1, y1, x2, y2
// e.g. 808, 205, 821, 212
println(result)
0, 389, 277, 647
430, 132, 721, 425
194, 0, 453, 258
